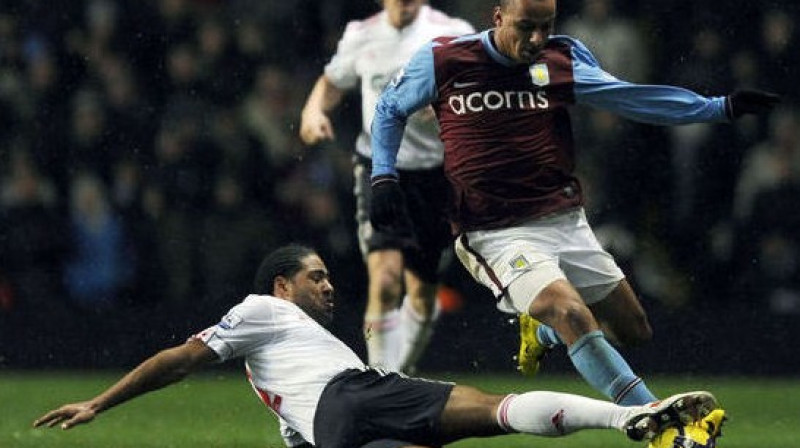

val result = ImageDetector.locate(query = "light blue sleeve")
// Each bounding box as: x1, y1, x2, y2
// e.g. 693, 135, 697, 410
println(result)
371, 42, 438, 178
565, 37, 729, 125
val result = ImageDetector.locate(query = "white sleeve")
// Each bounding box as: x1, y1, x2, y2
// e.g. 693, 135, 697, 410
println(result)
193, 301, 275, 361
323, 21, 363, 90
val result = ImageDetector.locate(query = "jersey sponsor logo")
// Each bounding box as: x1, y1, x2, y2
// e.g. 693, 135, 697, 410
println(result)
218, 312, 243, 330
530, 63, 550, 86
448, 89, 549, 115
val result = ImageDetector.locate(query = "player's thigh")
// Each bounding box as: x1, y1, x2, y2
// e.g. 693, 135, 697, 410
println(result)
454, 225, 565, 314
588, 279, 652, 345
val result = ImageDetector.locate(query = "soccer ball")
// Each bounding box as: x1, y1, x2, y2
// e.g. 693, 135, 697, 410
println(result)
647, 423, 716, 448
647, 409, 726, 448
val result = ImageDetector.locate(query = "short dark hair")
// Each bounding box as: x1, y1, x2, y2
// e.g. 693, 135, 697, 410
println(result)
253, 244, 317, 295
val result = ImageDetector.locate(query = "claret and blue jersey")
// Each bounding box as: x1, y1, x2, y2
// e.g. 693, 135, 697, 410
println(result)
371, 29, 729, 233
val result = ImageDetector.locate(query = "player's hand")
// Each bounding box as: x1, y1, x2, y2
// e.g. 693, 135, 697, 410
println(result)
299, 109, 335, 145
369, 175, 409, 234
33, 401, 98, 430
726, 89, 781, 119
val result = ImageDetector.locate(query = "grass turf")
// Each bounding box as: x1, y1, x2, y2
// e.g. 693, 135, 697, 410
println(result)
2, 371, 798, 447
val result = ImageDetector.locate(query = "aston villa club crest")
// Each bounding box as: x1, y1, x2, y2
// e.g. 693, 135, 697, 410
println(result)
510, 254, 531, 270
529, 63, 550, 86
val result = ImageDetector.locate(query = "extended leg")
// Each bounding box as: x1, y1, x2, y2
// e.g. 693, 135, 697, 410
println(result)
436, 385, 715, 444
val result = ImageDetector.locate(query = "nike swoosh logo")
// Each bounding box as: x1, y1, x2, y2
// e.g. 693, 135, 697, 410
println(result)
453, 81, 479, 88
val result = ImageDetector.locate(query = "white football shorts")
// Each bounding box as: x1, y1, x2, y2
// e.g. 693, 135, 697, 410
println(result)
454, 207, 624, 314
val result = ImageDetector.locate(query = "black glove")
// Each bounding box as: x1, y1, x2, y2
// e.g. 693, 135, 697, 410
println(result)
726, 89, 781, 119
369, 175, 412, 236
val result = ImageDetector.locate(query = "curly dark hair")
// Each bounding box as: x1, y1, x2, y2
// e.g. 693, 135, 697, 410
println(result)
253, 244, 317, 295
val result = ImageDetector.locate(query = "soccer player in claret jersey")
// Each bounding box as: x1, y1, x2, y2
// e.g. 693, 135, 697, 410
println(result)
300, 0, 474, 373
34, 244, 718, 448
369, 0, 777, 435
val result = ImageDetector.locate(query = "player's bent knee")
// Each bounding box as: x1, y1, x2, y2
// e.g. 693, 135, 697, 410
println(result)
557, 301, 595, 331
531, 297, 597, 340
370, 266, 404, 304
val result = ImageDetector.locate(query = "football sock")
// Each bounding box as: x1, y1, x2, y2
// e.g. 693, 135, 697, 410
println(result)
397, 295, 440, 373
497, 391, 633, 436
364, 308, 402, 370
536, 323, 563, 347
568, 330, 656, 406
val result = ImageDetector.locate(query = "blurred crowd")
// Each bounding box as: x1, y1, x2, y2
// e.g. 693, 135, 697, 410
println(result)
0, 0, 798, 368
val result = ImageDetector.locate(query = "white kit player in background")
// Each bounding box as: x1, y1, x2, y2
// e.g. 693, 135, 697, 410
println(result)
33, 244, 720, 448
300, 0, 474, 373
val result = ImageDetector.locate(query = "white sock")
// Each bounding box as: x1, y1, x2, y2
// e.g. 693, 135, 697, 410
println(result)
364, 308, 402, 370
497, 391, 632, 436
397, 295, 440, 373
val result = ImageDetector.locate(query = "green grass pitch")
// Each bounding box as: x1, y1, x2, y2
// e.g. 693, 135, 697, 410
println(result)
2, 371, 798, 447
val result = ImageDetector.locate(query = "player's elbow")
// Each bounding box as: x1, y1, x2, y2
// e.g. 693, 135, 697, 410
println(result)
157, 342, 215, 379
374, 97, 409, 126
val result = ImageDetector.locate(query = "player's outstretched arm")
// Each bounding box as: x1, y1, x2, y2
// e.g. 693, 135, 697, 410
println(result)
568, 38, 780, 125
33, 339, 218, 430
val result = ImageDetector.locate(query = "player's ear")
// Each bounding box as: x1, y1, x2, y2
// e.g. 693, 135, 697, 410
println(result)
493, 5, 504, 27
273, 275, 293, 299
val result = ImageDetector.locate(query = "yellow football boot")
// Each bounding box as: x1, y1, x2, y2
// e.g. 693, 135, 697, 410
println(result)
516, 313, 550, 376
625, 391, 717, 443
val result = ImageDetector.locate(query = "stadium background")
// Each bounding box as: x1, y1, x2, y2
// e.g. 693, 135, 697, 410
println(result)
0, 0, 799, 380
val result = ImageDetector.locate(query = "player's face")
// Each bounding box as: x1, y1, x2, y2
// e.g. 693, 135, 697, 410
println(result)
493, 0, 556, 64
287, 254, 335, 326
384, 0, 424, 29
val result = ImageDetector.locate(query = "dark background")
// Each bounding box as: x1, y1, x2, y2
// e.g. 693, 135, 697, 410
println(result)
0, 0, 798, 375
